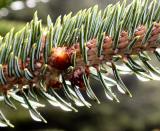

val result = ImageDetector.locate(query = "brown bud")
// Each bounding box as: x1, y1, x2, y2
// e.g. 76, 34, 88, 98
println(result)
49, 47, 71, 70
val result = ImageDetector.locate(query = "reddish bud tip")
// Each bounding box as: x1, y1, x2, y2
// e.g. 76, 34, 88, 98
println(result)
49, 47, 71, 70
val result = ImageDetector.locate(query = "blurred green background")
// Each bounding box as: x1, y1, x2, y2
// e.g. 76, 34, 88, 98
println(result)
1, 0, 160, 131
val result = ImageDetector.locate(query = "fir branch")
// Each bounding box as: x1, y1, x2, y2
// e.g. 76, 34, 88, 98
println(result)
0, 0, 160, 127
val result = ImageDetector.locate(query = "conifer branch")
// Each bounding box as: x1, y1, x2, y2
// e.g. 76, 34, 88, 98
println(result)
0, 0, 160, 127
